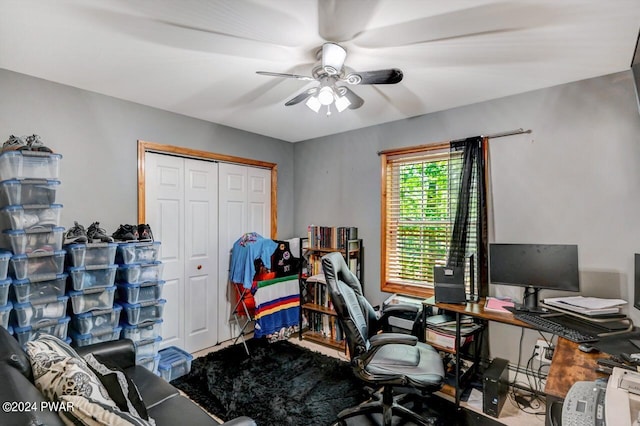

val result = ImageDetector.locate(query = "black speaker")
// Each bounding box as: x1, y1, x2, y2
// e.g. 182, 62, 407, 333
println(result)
483, 357, 509, 418
434, 266, 466, 304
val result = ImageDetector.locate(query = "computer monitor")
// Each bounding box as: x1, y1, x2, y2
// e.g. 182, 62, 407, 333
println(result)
489, 243, 580, 311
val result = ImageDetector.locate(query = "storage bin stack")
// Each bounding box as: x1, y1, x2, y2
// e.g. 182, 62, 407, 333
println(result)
115, 242, 164, 374
65, 242, 120, 347
0, 151, 70, 345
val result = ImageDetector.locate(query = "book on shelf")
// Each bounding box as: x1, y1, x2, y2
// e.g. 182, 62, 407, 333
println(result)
307, 224, 358, 249
484, 297, 516, 313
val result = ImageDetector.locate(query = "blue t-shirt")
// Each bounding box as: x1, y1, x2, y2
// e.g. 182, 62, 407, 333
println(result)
229, 233, 278, 288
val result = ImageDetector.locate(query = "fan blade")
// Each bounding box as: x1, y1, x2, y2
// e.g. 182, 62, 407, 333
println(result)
352, 3, 559, 48
72, 6, 300, 61
337, 87, 364, 109
346, 69, 403, 85
256, 71, 316, 81
285, 88, 318, 106
318, 0, 380, 42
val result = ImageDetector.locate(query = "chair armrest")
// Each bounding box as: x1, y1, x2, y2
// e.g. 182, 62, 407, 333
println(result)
76, 338, 136, 369
369, 333, 418, 347
382, 304, 419, 314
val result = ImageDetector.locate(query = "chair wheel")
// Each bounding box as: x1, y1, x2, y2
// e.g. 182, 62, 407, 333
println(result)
330, 421, 346, 426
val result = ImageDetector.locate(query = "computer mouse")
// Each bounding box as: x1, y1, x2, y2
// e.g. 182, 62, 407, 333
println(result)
578, 343, 598, 353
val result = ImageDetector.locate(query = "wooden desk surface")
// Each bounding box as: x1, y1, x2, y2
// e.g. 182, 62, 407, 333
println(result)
423, 296, 531, 328
424, 297, 604, 399
544, 337, 606, 399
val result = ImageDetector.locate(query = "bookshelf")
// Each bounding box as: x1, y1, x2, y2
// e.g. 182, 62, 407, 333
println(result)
298, 225, 362, 350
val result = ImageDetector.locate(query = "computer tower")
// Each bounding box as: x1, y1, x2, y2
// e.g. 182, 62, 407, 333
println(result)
483, 357, 509, 418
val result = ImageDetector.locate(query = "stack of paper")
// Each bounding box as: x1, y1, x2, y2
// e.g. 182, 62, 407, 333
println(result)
542, 296, 627, 315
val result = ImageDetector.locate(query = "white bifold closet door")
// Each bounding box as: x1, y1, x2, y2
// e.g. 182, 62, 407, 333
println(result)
145, 152, 270, 353
217, 162, 271, 342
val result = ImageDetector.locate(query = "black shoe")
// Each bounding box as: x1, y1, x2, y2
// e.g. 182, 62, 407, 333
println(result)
23, 134, 53, 153
64, 221, 88, 244
112, 224, 139, 242
138, 224, 154, 242
87, 222, 114, 243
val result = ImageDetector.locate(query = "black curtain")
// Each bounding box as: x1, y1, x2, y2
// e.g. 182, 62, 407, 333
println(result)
446, 136, 488, 297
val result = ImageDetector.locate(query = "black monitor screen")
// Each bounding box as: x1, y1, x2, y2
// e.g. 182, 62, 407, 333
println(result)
489, 243, 580, 292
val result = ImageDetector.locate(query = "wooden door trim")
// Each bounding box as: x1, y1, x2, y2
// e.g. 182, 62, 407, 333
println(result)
137, 140, 278, 238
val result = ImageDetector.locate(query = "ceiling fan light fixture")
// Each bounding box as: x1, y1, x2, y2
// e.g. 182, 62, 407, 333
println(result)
334, 93, 351, 112
305, 96, 322, 113
317, 86, 335, 105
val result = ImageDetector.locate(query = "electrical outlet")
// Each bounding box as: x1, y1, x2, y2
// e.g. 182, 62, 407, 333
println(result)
535, 339, 552, 363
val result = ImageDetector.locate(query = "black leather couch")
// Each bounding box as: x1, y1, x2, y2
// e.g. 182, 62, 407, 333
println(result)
0, 326, 255, 426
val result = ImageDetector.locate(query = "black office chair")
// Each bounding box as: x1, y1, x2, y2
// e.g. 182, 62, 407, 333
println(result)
321, 252, 445, 426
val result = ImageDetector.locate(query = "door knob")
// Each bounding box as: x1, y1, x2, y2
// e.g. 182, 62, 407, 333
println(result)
197, 265, 202, 270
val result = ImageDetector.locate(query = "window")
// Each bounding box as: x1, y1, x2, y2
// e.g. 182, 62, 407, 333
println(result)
381, 141, 483, 298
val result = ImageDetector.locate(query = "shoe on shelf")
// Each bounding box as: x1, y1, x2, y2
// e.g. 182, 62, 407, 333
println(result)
112, 224, 139, 242
3, 135, 25, 152
23, 134, 53, 153
64, 221, 88, 244
138, 224, 154, 242
87, 222, 114, 243
21, 213, 40, 229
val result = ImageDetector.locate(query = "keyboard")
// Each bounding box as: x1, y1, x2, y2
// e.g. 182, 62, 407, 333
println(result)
513, 311, 600, 343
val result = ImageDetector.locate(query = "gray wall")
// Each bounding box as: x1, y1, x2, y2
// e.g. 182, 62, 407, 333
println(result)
0, 69, 295, 239
294, 70, 640, 362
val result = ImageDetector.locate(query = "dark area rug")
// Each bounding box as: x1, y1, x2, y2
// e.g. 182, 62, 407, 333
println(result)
171, 339, 367, 425
172, 339, 504, 426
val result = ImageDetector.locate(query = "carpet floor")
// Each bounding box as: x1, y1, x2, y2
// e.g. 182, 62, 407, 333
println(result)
172, 338, 503, 426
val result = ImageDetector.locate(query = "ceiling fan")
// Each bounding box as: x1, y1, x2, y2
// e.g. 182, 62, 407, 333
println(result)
256, 42, 403, 115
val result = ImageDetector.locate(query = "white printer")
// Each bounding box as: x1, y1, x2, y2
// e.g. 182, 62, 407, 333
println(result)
562, 367, 640, 426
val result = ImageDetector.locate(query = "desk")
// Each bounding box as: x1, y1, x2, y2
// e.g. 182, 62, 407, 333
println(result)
423, 297, 606, 414
423, 296, 532, 407
545, 338, 604, 399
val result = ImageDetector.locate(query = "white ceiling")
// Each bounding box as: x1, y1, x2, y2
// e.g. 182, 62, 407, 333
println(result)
1, 0, 639, 142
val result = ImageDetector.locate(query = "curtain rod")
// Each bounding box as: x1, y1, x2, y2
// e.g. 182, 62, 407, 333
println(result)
377, 128, 532, 156
483, 128, 532, 139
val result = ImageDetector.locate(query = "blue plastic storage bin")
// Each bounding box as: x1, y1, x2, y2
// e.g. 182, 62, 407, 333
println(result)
0, 250, 10, 280
0, 151, 62, 181
117, 280, 165, 304
133, 336, 162, 358
65, 242, 117, 268
0, 179, 60, 205
68, 285, 116, 315
70, 326, 122, 347
158, 346, 194, 382
68, 264, 117, 291
11, 273, 67, 304
71, 305, 122, 335
0, 277, 9, 306
116, 242, 161, 265
1, 226, 64, 255
119, 299, 166, 325
14, 316, 70, 345
136, 353, 161, 374
12, 296, 67, 328
117, 262, 164, 285
0, 204, 62, 231
121, 319, 162, 343
10, 250, 65, 280
0, 301, 11, 329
